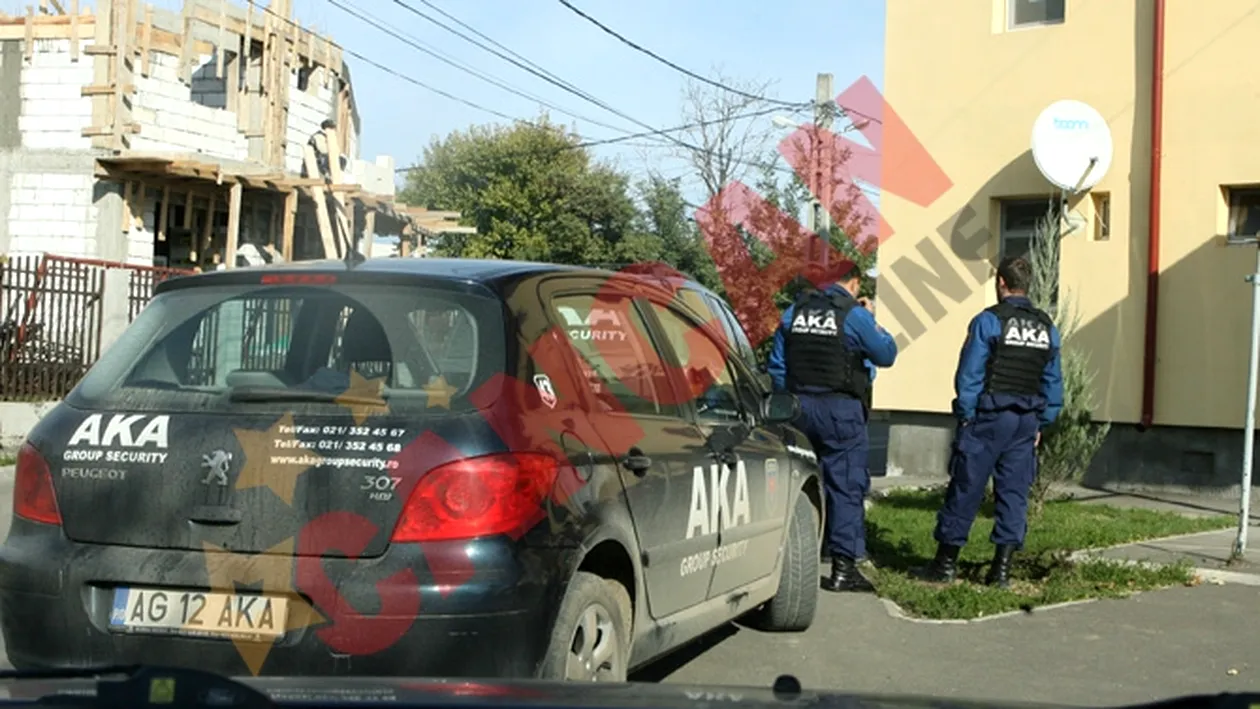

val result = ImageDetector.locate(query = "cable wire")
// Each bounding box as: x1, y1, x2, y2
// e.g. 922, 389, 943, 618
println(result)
553, 0, 882, 125
388, 0, 811, 159
391, 103, 799, 172
553, 0, 799, 108
324, 0, 638, 136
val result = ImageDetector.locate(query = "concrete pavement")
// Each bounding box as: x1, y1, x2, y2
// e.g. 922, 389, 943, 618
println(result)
1, 464, 1258, 705
648, 582, 1260, 706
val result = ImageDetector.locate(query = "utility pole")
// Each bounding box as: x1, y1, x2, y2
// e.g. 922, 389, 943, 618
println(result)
1226, 231, 1260, 559
813, 73, 834, 268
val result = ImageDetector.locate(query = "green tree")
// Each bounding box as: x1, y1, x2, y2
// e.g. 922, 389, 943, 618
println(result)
631, 175, 721, 292
399, 116, 638, 265
1026, 208, 1110, 516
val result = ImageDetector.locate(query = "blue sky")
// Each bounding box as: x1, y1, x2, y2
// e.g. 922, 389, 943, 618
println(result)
9, 0, 884, 200
310, 0, 886, 200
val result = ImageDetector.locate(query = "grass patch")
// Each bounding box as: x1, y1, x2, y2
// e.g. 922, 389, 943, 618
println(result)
0, 453, 13, 467
865, 488, 1235, 620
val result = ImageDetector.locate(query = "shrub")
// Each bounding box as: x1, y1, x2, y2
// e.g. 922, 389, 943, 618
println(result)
1025, 208, 1110, 516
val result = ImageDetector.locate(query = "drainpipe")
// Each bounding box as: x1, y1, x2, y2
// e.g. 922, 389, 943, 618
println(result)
1140, 0, 1166, 430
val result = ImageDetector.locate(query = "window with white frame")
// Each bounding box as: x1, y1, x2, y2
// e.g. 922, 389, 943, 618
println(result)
1009, 0, 1065, 29
1226, 187, 1260, 239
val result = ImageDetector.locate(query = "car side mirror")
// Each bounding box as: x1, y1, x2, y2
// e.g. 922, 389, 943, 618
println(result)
761, 392, 800, 425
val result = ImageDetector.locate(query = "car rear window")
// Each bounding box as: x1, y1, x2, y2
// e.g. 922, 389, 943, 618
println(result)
68, 282, 506, 415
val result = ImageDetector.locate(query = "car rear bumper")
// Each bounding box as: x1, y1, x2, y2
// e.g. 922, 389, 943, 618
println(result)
0, 520, 574, 677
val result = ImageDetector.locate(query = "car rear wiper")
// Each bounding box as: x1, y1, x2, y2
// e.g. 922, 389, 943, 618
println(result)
227, 386, 387, 406
0, 665, 274, 709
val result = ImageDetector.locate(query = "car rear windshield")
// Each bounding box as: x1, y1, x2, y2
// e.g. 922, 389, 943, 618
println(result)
68, 282, 506, 415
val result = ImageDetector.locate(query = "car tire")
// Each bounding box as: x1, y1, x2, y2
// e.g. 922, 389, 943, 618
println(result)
747, 492, 819, 632
538, 571, 633, 682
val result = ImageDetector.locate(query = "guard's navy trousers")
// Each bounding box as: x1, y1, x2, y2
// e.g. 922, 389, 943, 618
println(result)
934, 408, 1040, 549
793, 394, 868, 560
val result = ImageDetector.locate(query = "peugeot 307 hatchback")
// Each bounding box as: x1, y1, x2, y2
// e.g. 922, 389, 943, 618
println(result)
0, 258, 824, 681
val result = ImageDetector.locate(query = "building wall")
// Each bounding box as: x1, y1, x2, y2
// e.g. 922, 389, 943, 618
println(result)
1156, 1, 1260, 429
130, 53, 249, 162
6, 171, 99, 257
878, 0, 1260, 430
18, 39, 93, 151
285, 70, 339, 175
876, 0, 1260, 492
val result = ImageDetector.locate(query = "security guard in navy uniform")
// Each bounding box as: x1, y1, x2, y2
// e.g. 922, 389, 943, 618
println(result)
923, 256, 1063, 587
767, 261, 898, 592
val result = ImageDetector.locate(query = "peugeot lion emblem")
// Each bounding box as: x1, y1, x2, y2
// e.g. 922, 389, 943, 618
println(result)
201, 450, 233, 486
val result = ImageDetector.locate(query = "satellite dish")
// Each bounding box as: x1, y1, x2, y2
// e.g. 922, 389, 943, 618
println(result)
1030, 100, 1113, 192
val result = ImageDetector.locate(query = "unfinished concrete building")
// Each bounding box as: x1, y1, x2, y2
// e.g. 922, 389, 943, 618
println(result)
0, 0, 462, 269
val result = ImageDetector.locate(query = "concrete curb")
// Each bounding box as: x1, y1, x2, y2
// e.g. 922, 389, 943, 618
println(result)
1068, 549, 1260, 587
1064, 527, 1240, 560
878, 597, 1098, 625
875, 529, 1258, 625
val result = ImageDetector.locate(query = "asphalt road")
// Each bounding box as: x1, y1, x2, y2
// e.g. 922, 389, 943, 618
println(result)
0, 466, 1256, 706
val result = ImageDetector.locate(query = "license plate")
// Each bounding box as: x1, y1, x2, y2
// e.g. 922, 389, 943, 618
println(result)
109, 587, 289, 640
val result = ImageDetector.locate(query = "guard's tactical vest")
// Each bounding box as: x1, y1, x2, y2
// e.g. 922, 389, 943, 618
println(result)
784, 289, 869, 403
984, 299, 1055, 397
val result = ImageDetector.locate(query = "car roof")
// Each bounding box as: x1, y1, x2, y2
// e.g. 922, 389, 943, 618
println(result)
155, 257, 718, 300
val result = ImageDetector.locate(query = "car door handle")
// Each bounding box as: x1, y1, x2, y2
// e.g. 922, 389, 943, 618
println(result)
622, 452, 652, 475
188, 505, 243, 525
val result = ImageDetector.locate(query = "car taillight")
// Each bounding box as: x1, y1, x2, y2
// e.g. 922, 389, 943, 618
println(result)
14, 442, 61, 526
391, 453, 559, 543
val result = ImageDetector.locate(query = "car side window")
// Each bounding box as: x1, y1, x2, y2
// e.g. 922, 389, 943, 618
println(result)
551, 293, 674, 417
648, 302, 745, 424
705, 294, 758, 374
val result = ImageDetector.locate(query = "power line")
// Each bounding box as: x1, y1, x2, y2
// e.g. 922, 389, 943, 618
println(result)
388, 0, 810, 160
251, 2, 805, 183
391, 103, 798, 173
323, 0, 637, 136
407, 0, 603, 109
553, 0, 798, 108
249, 1, 519, 123
553, 0, 883, 125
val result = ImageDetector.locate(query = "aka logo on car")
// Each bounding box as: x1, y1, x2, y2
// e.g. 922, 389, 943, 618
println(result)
686, 460, 752, 540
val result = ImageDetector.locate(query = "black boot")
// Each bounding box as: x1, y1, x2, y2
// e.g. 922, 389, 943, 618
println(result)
985, 545, 1016, 588
919, 543, 962, 582
821, 556, 875, 593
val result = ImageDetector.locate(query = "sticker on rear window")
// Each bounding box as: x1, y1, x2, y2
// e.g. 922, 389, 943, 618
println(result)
556, 305, 628, 342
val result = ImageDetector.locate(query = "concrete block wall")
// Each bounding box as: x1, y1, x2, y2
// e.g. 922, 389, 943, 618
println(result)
18, 39, 94, 150
285, 70, 337, 175
6, 171, 98, 257
127, 192, 158, 266
355, 155, 396, 197
131, 53, 248, 162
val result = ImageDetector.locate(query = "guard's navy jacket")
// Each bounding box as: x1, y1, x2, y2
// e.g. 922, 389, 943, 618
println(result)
767, 284, 898, 394
933, 295, 1065, 553
952, 296, 1064, 427
766, 283, 898, 564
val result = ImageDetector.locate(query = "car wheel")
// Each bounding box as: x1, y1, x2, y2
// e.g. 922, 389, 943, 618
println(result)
747, 491, 819, 632
539, 571, 632, 682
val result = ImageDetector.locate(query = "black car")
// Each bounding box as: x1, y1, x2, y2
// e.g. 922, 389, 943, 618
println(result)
0, 258, 824, 681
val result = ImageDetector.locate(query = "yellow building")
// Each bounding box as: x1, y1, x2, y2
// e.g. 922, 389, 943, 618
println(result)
873, 0, 1260, 492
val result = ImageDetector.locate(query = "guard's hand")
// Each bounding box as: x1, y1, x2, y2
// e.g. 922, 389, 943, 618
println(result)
858, 297, 874, 313
1035, 431, 1041, 447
